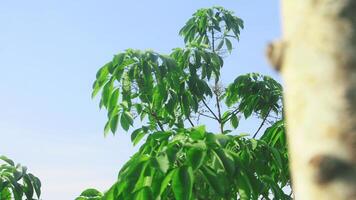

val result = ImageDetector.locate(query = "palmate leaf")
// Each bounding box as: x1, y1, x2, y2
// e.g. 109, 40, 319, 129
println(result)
179, 6, 244, 53
93, 47, 224, 136
225, 73, 283, 121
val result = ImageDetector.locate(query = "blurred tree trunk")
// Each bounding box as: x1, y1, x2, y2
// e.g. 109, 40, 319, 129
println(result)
268, 0, 356, 199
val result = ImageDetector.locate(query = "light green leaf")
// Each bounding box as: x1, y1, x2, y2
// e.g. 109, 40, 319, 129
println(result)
110, 114, 119, 133
190, 125, 206, 140
153, 154, 170, 174
108, 88, 119, 110
131, 128, 146, 146
159, 169, 176, 196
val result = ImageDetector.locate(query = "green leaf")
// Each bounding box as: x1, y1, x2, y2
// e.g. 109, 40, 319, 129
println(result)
270, 147, 283, 169
213, 149, 235, 175
113, 53, 125, 67
0, 188, 12, 200
0, 156, 15, 166
201, 165, 227, 196
28, 174, 41, 198
135, 187, 153, 200
230, 114, 239, 129
120, 111, 133, 131
104, 121, 110, 136
101, 80, 113, 109
153, 154, 170, 174
172, 166, 194, 200
95, 63, 110, 80
190, 125, 206, 140
76, 188, 103, 200
216, 39, 224, 51
159, 169, 176, 196
110, 114, 119, 133
237, 170, 253, 200
108, 88, 119, 110
91, 80, 101, 99
23, 174, 34, 199
181, 94, 190, 117
225, 38, 232, 53
131, 128, 146, 146
250, 139, 258, 150
187, 147, 206, 170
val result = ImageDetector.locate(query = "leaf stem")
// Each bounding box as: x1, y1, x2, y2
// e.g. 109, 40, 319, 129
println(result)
198, 112, 216, 120
202, 99, 219, 121
187, 117, 195, 127
211, 28, 224, 134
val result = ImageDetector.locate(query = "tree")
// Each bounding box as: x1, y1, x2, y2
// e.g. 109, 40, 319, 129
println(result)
267, 1, 356, 199
0, 156, 42, 200
83, 6, 291, 200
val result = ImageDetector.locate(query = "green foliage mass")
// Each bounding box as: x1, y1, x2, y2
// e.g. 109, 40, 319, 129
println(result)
0, 156, 41, 200
81, 6, 292, 200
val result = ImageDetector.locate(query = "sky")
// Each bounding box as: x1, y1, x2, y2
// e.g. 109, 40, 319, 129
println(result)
0, 1, 281, 199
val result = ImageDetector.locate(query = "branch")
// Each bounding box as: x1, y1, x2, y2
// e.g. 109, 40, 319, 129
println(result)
252, 108, 272, 138
152, 112, 165, 132
211, 29, 224, 134
202, 99, 219, 121
215, 93, 223, 133
187, 117, 195, 127
143, 95, 165, 132
198, 112, 216, 120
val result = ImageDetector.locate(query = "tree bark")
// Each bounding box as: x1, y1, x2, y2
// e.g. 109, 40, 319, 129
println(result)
268, 0, 356, 199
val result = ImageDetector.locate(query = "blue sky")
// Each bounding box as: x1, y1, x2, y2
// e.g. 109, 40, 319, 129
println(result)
0, 1, 281, 199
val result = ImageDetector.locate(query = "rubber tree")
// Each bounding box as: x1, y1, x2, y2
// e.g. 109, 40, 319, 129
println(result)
267, 1, 356, 199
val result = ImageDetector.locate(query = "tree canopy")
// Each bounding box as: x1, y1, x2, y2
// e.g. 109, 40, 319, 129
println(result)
84, 6, 291, 200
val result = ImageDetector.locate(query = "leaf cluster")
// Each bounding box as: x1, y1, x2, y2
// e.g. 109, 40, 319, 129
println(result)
0, 156, 41, 200
102, 125, 290, 200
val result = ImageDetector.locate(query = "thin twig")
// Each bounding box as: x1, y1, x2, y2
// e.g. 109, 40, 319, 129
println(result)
143, 95, 165, 132
198, 112, 216, 120
187, 117, 195, 127
215, 93, 223, 133
151, 112, 165, 131
211, 29, 224, 134
202, 99, 219, 121
252, 108, 272, 138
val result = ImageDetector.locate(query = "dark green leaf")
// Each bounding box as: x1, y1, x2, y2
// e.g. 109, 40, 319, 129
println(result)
120, 111, 133, 131
172, 166, 194, 200
187, 147, 206, 170
225, 38, 232, 53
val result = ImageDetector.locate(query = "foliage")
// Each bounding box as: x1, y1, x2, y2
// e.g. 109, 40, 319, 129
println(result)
0, 156, 41, 200
75, 188, 103, 200
86, 6, 291, 200
102, 125, 290, 200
